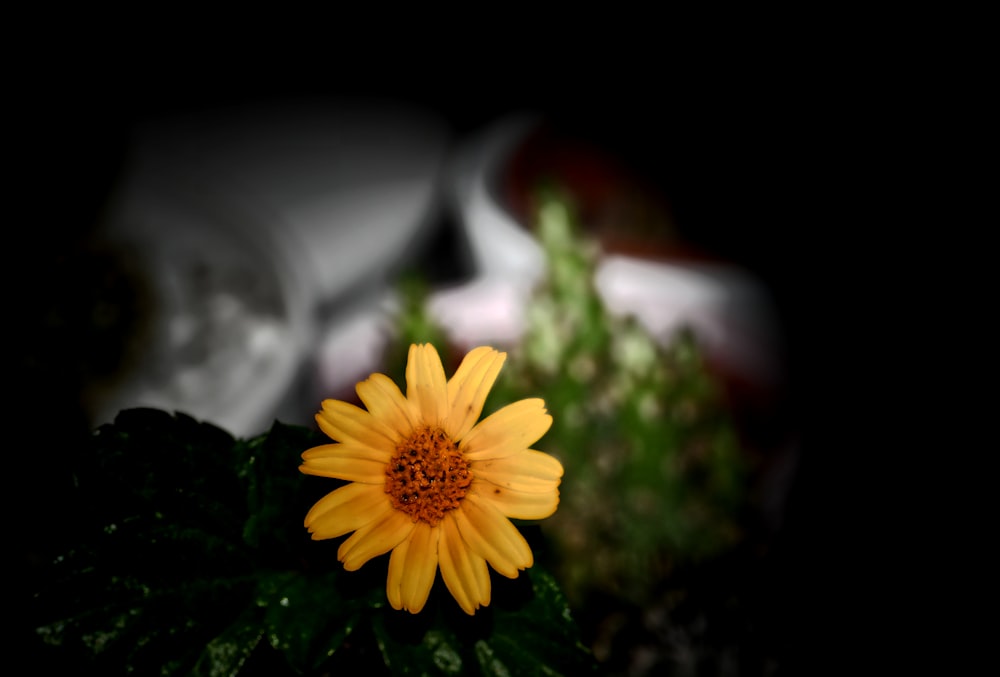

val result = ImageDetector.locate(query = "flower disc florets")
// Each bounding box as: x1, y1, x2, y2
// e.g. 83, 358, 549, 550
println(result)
385, 426, 471, 525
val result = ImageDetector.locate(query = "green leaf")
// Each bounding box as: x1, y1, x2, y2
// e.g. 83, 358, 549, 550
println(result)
373, 611, 467, 677
240, 420, 329, 566
191, 605, 266, 677
256, 569, 366, 673
372, 564, 597, 677
478, 566, 598, 676
32, 409, 258, 673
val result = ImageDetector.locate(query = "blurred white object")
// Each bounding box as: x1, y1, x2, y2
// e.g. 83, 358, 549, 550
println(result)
94, 100, 451, 437
433, 114, 782, 391
593, 255, 781, 389
448, 114, 548, 287
427, 276, 528, 347
433, 114, 545, 348
310, 288, 398, 403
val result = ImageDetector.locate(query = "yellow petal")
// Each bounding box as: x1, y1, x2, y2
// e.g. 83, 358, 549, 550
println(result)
386, 532, 409, 611
461, 399, 553, 461
304, 483, 392, 540
472, 473, 560, 495
445, 346, 506, 441
452, 492, 532, 578
338, 509, 415, 571
299, 454, 388, 484
356, 372, 417, 439
439, 514, 491, 615
399, 521, 440, 614
475, 481, 561, 520
302, 442, 391, 464
316, 400, 397, 455
406, 343, 448, 427
471, 449, 565, 490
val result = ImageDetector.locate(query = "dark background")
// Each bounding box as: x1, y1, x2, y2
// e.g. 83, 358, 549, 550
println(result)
14, 26, 885, 673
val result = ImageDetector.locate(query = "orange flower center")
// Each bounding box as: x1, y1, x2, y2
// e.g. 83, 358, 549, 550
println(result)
384, 426, 471, 526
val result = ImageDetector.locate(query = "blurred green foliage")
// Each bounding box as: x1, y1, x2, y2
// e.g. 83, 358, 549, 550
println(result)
489, 189, 749, 609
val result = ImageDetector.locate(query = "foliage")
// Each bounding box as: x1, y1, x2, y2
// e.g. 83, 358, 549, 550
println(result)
30, 408, 597, 675
496, 190, 749, 607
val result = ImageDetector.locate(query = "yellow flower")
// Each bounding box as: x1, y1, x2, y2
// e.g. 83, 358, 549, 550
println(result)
300, 343, 563, 615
